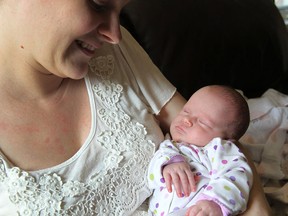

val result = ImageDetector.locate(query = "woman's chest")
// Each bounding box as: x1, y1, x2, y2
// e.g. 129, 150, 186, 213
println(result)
0, 88, 91, 171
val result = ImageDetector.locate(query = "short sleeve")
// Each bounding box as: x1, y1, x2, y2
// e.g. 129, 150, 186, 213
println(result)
118, 26, 177, 114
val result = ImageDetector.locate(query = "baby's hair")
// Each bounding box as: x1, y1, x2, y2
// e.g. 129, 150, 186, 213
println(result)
210, 85, 250, 140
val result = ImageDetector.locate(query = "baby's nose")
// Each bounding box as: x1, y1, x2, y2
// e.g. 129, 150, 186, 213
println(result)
184, 118, 193, 127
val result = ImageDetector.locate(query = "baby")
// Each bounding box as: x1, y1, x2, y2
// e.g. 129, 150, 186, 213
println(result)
148, 85, 253, 216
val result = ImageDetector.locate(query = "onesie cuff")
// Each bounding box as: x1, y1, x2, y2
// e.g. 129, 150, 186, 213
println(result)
163, 155, 186, 166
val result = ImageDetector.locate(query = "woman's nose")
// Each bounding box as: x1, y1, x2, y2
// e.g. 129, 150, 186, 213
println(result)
98, 12, 122, 44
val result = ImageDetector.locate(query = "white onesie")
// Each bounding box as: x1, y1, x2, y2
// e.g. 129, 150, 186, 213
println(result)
148, 137, 253, 216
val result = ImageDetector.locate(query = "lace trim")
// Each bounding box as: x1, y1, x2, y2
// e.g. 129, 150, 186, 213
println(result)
0, 55, 154, 216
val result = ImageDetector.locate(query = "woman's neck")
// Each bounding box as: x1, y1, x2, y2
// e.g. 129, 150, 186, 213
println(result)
0, 64, 69, 105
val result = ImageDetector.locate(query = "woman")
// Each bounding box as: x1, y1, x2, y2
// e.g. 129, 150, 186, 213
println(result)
0, 0, 271, 215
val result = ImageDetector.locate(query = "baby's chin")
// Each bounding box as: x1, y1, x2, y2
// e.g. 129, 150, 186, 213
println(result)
170, 133, 180, 142
172, 137, 189, 144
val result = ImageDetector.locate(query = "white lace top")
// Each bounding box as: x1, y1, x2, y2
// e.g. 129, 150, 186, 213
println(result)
0, 27, 176, 216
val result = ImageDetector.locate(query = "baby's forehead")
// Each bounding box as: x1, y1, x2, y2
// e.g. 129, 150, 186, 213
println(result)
188, 87, 226, 105
190, 89, 238, 116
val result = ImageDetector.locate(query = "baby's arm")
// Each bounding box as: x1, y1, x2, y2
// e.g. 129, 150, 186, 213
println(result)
148, 139, 186, 189
148, 139, 196, 197
187, 138, 253, 216
163, 161, 196, 197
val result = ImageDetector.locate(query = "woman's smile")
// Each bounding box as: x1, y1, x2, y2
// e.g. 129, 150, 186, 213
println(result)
75, 40, 100, 57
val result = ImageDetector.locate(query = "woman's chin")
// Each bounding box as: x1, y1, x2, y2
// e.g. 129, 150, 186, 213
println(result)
66, 63, 89, 80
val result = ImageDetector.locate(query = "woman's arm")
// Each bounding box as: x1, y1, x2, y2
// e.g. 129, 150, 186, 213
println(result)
155, 91, 187, 133
237, 142, 272, 216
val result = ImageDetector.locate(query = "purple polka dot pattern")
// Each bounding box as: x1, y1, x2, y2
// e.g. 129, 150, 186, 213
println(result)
207, 186, 213, 190
222, 160, 228, 164
229, 199, 236, 205
173, 207, 180, 212
209, 169, 217, 175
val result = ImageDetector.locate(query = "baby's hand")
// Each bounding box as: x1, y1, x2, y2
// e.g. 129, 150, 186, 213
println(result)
163, 162, 196, 197
185, 200, 222, 216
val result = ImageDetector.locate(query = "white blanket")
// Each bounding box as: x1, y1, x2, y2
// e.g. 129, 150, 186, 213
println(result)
239, 89, 288, 213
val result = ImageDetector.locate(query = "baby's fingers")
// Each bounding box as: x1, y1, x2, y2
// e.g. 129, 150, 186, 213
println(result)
186, 170, 197, 192
185, 205, 202, 216
163, 172, 173, 193
176, 171, 193, 196
170, 173, 185, 197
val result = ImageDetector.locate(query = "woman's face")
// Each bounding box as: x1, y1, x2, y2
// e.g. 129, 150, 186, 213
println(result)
2, 0, 129, 79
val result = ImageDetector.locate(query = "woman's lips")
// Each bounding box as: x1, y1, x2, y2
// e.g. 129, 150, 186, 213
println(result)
76, 40, 98, 57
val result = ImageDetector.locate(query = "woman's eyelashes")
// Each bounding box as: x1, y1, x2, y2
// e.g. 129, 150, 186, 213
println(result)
88, 0, 107, 12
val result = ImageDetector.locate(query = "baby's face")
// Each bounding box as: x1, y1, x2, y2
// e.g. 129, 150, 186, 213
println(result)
170, 87, 235, 146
